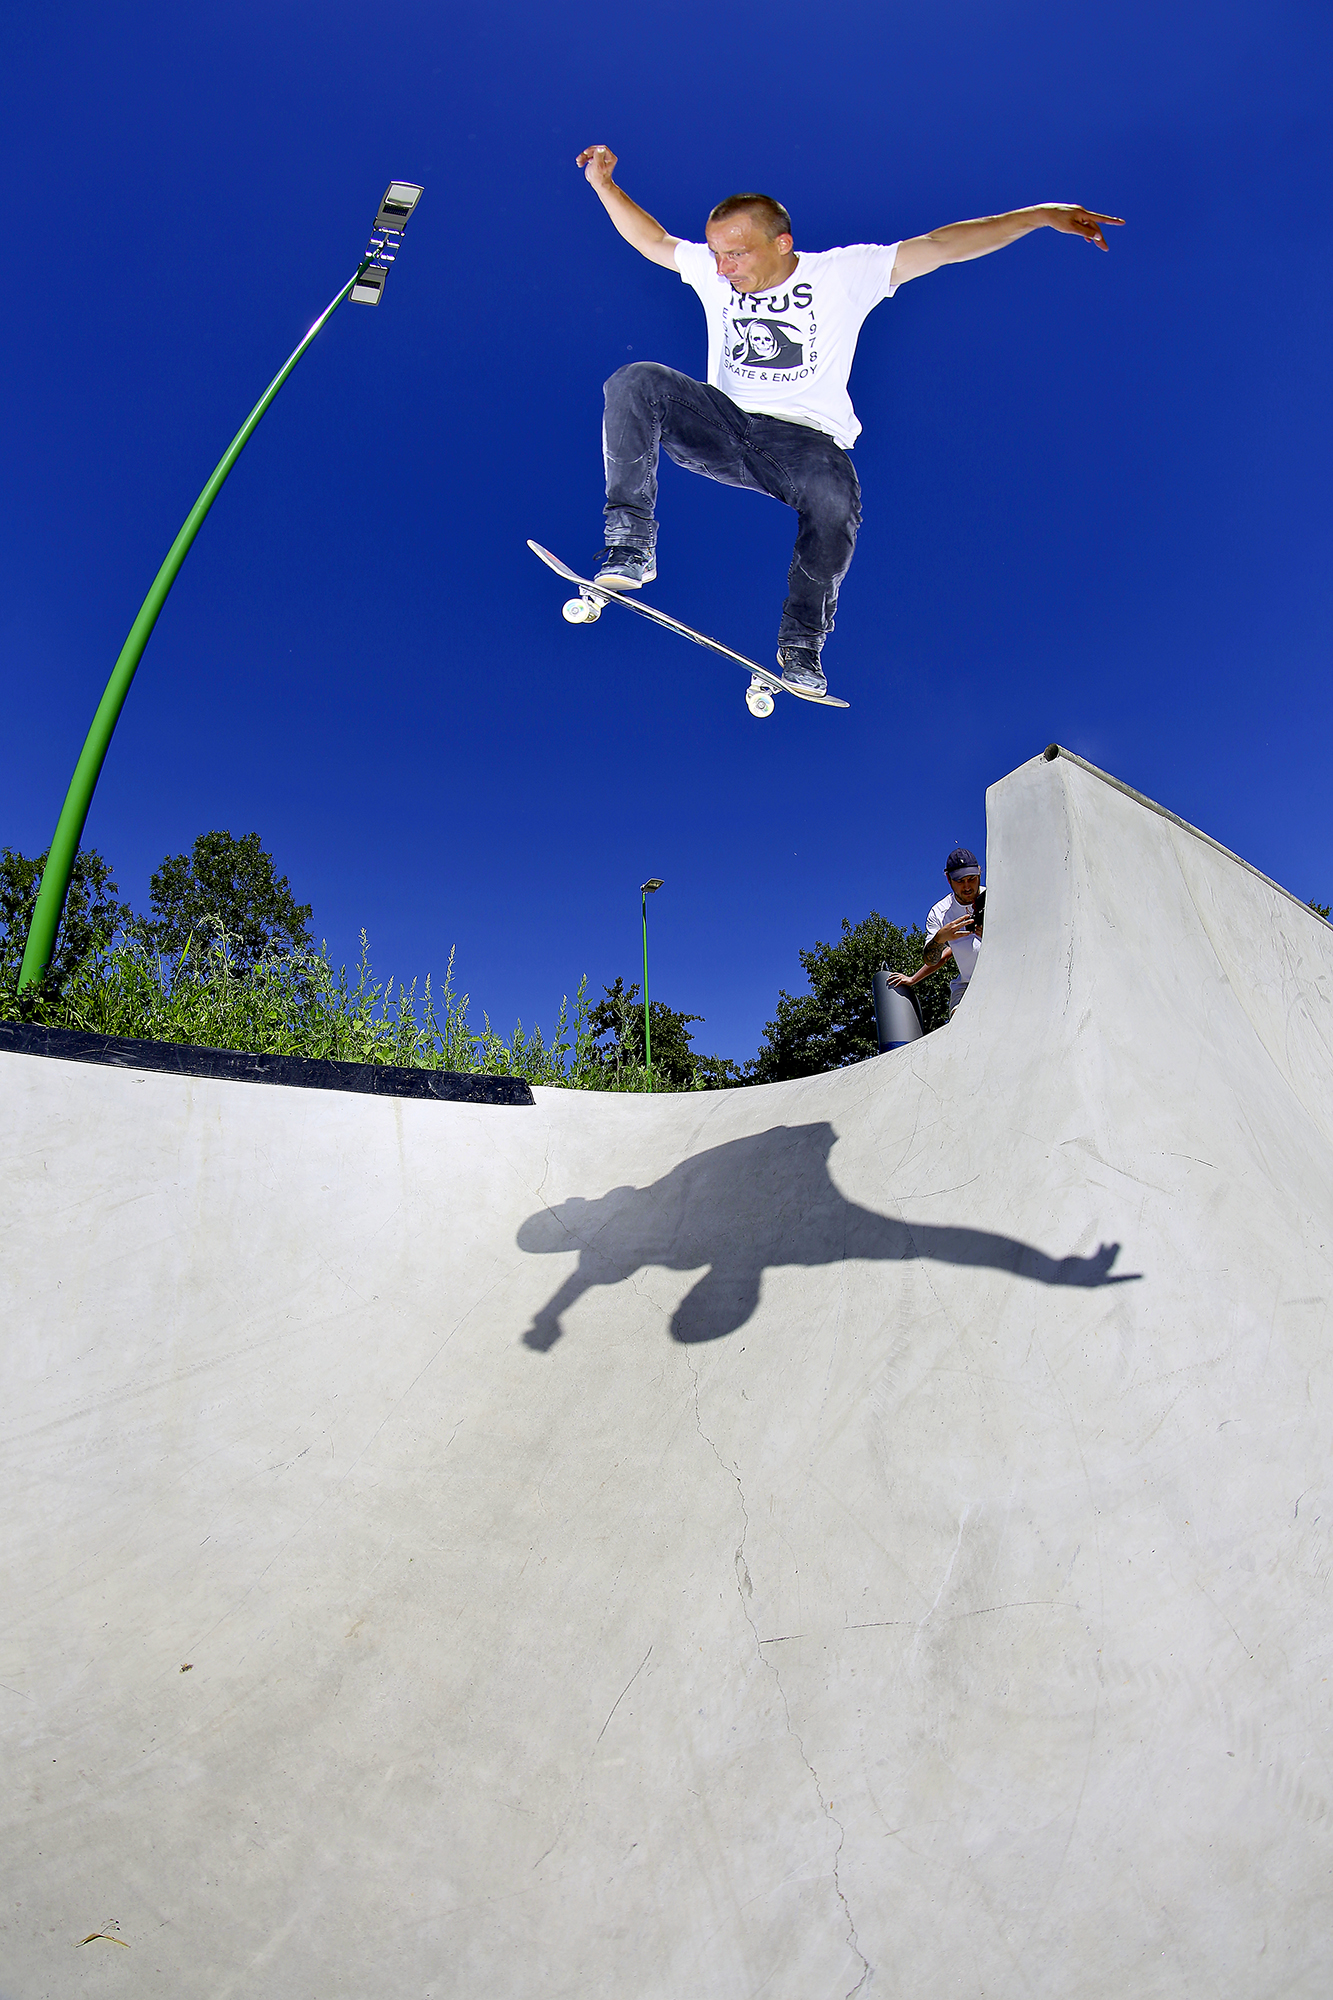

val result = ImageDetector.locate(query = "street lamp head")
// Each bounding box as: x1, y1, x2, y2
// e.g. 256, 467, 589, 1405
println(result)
375, 182, 424, 231
642, 878, 664, 894
350, 266, 387, 305
352, 180, 424, 305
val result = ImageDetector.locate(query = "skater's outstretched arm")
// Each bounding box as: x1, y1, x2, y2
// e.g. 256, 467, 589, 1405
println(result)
891, 204, 1123, 286
576, 145, 681, 270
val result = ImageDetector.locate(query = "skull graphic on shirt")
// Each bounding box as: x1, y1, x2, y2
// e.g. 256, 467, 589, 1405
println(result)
727, 318, 805, 370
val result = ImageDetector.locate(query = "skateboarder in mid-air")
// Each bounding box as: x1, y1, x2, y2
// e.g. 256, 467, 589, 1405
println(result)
577, 145, 1122, 697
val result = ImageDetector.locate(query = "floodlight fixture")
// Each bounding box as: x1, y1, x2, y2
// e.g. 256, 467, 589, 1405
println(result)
642, 878, 664, 893
376, 182, 424, 231
352, 180, 425, 305
350, 265, 387, 306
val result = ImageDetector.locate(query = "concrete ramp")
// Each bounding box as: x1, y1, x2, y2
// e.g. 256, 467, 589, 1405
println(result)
4, 747, 1331, 1998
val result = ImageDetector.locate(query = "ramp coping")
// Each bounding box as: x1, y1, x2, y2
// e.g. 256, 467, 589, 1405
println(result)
1041, 744, 1328, 926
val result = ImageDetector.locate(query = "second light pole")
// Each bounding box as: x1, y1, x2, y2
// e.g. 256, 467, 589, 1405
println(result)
641, 878, 663, 1087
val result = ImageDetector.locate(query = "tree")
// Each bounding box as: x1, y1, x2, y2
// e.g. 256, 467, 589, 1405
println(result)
744, 910, 951, 1084
145, 831, 314, 972
1310, 901, 1331, 922
0, 845, 132, 1001
589, 976, 742, 1089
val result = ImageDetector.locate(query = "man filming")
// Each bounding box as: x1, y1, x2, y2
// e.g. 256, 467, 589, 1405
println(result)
886, 847, 984, 1018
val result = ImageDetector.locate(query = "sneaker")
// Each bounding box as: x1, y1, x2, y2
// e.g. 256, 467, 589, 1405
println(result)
777, 645, 828, 696
594, 545, 656, 590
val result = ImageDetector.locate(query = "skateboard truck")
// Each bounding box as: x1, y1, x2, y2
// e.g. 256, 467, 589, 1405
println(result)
561, 588, 606, 625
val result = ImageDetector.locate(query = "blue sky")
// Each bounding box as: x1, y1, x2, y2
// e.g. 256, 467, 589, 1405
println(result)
3, 0, 1328, 1063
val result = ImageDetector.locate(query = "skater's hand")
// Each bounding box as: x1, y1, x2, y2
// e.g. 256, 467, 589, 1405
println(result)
576, 150, 681, 268
577, 145, 619, 192
1041, 204, 1124, 251
893, 203, 1123, 284
935, 915, 976, 944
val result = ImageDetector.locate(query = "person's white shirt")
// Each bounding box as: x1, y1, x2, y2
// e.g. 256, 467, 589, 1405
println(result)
673, 240, 901, 448
926, 890, 984, 1010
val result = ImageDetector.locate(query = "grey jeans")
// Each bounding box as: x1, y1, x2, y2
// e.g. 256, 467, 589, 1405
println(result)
602, 362, 861, 651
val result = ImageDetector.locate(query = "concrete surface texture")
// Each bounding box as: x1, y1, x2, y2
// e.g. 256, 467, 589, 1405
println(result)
3, 747, 1332, 1999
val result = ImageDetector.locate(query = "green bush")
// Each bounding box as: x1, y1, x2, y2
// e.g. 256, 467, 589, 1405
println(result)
586, 975, 742, 1090
744, 911, 951, 1083
0, 844, 130, 1001
142, 830, 315, 972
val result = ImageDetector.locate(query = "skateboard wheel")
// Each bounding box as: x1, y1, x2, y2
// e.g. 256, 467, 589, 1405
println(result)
562, 597, 599, 624
745, 685, 775, 718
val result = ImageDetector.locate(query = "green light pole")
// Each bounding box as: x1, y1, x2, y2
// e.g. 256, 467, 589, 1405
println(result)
17, 182, 424, 993
641, 878, 663, 1087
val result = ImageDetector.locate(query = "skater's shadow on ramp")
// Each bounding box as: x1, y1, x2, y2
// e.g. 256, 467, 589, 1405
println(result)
517, 1122, 1139, 1351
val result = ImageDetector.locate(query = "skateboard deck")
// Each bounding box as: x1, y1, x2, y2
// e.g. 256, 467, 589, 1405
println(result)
527, 541, 849, 716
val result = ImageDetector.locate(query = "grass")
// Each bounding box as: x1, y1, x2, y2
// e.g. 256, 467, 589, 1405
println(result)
0, 925, 700, 1092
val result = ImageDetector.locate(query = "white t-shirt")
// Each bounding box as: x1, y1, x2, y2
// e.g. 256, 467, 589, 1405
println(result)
673, 240, 901, 449
926, 891, 984, 1008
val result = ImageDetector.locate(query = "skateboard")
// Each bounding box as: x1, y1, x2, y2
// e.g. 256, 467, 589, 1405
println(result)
527, 541, 849, 717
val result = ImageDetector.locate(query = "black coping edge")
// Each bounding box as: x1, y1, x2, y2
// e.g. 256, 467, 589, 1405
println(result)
0, 1022, 535, 1106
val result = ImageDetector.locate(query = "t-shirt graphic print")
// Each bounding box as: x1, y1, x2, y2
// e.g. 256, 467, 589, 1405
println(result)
728, 314, 805, 370
674, 239, 901, 449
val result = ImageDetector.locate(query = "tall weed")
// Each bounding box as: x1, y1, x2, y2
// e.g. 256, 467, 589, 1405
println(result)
1, 923, 711, 1092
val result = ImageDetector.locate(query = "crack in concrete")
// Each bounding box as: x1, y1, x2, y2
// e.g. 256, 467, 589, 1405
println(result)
684, 1349, 873, 1995
533, 1127, 552, 1206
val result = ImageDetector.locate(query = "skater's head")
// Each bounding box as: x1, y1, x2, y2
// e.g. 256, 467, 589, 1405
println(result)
705, 194, 796, 293
945, 847, 981, 905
